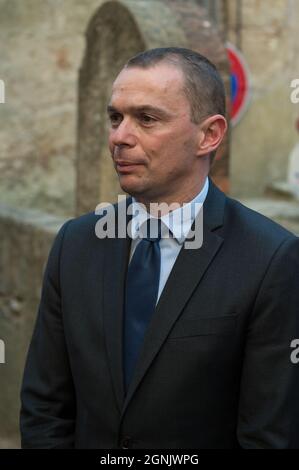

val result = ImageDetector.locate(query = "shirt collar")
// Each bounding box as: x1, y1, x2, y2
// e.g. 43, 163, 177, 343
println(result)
130, 177, 209, 244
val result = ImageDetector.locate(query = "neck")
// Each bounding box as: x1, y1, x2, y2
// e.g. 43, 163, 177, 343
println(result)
134, 176, 208, 217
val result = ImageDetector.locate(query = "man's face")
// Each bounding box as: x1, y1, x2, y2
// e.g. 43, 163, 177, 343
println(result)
107, 62, 202, 204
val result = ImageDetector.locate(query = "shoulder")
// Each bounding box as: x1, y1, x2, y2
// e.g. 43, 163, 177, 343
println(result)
206, 179, 297, 247
56, 196, 131, 243
223, 194, 298, 254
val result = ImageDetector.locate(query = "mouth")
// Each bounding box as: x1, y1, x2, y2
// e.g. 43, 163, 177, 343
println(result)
115, 160, 144, 173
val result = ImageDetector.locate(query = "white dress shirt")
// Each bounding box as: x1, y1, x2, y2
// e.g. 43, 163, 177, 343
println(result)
129, 177, 209, 303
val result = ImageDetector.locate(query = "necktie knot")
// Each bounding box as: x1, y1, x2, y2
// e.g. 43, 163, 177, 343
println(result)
141, 218, 162, 242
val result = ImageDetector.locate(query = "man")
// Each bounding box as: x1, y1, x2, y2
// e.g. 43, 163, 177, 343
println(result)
20, 47, 299, 449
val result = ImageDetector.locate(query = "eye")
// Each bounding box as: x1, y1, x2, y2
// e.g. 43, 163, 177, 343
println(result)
139, 114, 157, 125
108, 113, 122, 127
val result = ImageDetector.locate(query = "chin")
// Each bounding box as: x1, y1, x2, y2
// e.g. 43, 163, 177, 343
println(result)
121, 187, 144, 199
118, 177, 144, 197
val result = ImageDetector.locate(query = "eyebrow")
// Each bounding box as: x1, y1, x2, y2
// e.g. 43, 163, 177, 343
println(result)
106, 104, 173, 120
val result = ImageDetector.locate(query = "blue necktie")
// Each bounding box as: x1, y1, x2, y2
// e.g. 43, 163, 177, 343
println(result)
123, 218, 162, 393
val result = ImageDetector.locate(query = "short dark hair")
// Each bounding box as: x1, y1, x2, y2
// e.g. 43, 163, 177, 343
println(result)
124, 47, 226, 124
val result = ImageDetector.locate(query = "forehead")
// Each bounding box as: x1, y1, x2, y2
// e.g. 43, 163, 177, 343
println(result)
110, 63, 187, 110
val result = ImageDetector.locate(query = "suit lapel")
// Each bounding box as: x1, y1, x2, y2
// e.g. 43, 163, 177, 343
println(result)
102, 198, 132, 413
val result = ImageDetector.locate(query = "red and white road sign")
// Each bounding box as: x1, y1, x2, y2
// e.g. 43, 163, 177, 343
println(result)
226, 42, 251, 126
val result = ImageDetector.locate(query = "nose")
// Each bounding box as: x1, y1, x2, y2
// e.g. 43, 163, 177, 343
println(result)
109, 117, 137, 148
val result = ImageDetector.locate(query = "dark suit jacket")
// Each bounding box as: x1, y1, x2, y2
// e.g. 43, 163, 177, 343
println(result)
20, 179, 299, 448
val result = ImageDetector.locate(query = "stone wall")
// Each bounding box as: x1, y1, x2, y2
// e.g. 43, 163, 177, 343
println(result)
1, 0, 299, 212
226, 0, 299, 197
0, 205, 67, 444
0, 0, 104, 216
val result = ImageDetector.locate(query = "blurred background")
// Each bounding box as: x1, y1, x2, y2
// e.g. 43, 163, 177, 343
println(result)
1, 0, 299, 448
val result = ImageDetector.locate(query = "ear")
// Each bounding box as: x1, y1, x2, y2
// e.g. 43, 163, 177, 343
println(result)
196, 115, 228, 157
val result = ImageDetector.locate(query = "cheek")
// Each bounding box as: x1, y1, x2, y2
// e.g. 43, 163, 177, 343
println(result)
183, 137, 197, 154
141, 129, 196, 166
108, 133, 114, 153
139, 138, 163, 162
144, 133, 176, 156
